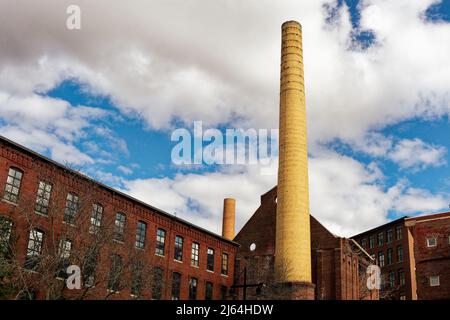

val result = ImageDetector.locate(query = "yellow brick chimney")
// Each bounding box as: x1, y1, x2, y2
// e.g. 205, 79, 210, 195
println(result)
275, 20, 312, 284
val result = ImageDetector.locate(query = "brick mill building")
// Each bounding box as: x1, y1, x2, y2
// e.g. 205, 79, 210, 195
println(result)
406, 212, 450, 300
352, 217, 416, 300
353, 212, 450, 300
233, 187, 378, 300
0, 135, 238, 300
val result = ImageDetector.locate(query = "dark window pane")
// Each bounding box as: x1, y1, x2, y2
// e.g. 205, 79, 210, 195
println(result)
174, 236, 183, 261
189, 277, 198, 300
135, 221, 147, 249
171, 272, 181, 300
35, 181, 52, 215
207, 248, 214, 271
114, 213, 126, 242
152, 267, 164, 300
205, 282, 213, 300
156, 228, 166, 255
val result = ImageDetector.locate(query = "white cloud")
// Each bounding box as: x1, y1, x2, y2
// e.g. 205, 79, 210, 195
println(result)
1, 0, 449, 238
117, 165, 133, 175
389, 138, 447, 170
350, 132, 447, 170
0, 125, 94, 165
0, 0, 448, 139
122, 150, 448, 237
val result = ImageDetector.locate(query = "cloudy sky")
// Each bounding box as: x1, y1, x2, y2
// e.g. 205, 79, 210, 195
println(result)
1, 0, 450, 237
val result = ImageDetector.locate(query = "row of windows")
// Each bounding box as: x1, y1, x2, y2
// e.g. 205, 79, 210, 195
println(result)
376, 246, 403, 267
360, 225, 403, 250
383, 269, 406, 289
0, 221, 229, 300
174, 235, 229, 275
171, 272, 227, 300
1, 167, 230, 275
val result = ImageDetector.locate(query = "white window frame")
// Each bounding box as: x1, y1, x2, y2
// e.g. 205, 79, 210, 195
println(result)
427, 237, 437, 248
430, 275, 440, 287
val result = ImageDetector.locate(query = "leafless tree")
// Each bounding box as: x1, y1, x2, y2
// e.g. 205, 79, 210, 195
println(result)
0, 166, 162, 300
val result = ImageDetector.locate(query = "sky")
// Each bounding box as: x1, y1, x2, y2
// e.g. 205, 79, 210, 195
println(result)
0, 0, 450, 237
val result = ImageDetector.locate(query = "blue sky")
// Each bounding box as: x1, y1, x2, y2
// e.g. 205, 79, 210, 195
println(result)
1, 0, 449, 236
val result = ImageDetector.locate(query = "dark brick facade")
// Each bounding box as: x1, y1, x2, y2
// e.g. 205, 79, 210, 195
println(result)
406, 212, 450, 300
0, 135, 238, 300
234, 187, 378, 300
353, 218, 417, 300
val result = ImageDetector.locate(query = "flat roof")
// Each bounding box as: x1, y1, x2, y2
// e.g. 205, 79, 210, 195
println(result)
0, 134, 239, 247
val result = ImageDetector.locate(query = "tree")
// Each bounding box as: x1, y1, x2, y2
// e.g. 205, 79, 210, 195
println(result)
0, 165, 162, 300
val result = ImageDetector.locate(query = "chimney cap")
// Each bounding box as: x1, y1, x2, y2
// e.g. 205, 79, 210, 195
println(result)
282, 20, 302, 29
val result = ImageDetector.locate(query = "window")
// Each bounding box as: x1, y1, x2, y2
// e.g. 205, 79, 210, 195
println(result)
378, 252, 385, 268
3, 167, 23, 203
89, 203, 103, 234
361, 238, 367, 249
221, 286, 228, 299
131, 261, 143, 297
171, 272, 181, 300
387, 248, 393, 265
25, 229, 44, 270
155, 228, 166, 256
191, 242, 199, 267
108, 254, 122, 292
221, 253, 229, 275
369, 235, 375, 249
0, 217, 12, 254
396, 225, 402, 240
207, 248, 215, 271
63, 193, 79, 224
135, 221, 147, 249
388, 271, 395, 288
83, 247, 98, 287
57, 238, 72, 278
152, 267, 164, 300
427, 237, 437, 247
397, 246, 403, 263
377, 232, 384, 247
34, 180, 52, 215
114, 213, 126, 242
0, 217, 12, 243
398, 270, 405, 286
189, 277, 198, 300
387, 229, 393, 243
58, 238, 72, 259
174, 235, 183, 261
205, 282, 213, 300
430, 275, 440, 287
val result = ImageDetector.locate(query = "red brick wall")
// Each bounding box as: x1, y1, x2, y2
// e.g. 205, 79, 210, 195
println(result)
408, 215, 450, 300
0, 138, 237, 300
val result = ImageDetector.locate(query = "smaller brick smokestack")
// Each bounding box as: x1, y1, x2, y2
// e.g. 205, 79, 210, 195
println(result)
222, 198, 236, 240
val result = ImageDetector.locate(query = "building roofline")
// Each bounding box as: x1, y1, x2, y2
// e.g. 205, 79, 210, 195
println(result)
351, 216, 408, 238
405, 211, 450, 223
0, 134, 239, 247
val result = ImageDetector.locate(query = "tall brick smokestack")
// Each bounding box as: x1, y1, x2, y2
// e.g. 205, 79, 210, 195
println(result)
222, 198, 236, 240
275, 21, 313, 287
